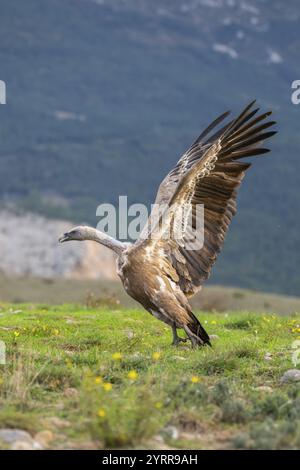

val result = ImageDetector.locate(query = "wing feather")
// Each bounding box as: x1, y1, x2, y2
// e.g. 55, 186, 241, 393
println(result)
137, 101, 276, 296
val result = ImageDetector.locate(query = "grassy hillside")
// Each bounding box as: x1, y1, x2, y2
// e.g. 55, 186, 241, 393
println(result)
0, 305, 300, 449
0, 0, 300, 295
1, 277, 300, 315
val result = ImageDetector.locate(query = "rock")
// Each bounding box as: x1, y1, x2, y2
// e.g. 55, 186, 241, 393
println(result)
63, 387, 79, 398
154, 434, 164, 443
0, 429, 43, 450
0, 210, 117, 280
209, 335, 219, 341
59, 440, 100, 450
264, 352, 272, 361
172, 356, 187, 361
161, 426, 179, 440
280, 369, 300, 384
147, 436, 175, 450
65, 350, 75, 356
124, 330, 134, 340
0, 429, 32, 444
65, 319, 79, 325
34, 430, 54, 447
11, 440, 42, 450
254, 386, 273, 393
11, 441, 34, 450
41, 417, 71, 429
130, 352, 143, 359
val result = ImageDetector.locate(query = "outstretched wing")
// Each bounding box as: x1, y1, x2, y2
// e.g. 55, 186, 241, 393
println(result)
138, 101, 276, 296
153, 109, 232, 207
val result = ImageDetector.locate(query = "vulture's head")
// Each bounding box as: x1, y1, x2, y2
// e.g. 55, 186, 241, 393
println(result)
59, 225, 89, 243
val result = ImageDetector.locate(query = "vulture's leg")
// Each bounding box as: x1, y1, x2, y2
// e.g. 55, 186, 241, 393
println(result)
183, 325, 204, 348
171, 325, 187, 346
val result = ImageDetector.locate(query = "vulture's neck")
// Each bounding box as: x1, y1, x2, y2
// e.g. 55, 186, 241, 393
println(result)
83, 227, 126, 255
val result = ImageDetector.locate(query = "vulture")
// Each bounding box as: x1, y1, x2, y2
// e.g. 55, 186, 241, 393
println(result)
59, 101, 276, 347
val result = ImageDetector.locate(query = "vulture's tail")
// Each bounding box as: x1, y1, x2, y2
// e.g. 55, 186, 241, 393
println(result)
185, 312, 211, 347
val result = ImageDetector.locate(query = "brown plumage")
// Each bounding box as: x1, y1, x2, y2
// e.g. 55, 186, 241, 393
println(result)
59, 101, 276, 347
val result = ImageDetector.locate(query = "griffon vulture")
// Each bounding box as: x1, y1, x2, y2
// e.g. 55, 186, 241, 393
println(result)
59, 101, 276, 347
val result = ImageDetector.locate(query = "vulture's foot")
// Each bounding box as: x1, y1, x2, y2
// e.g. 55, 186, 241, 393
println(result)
172, 336, 187, 346
183, 324, 212, 348
171, 326, 187, 346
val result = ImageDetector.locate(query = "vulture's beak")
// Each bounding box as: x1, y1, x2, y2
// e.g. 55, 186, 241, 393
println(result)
59, 232, 70, 243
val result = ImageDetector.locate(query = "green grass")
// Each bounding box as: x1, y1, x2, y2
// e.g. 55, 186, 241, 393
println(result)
2, 277, 300, 316
0, 304, 300, 449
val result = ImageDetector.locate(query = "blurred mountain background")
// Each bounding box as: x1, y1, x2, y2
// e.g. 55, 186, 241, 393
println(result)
0, 0, 299, 295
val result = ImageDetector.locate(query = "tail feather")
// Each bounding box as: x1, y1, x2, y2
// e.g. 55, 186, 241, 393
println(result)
187, 312, 211, 347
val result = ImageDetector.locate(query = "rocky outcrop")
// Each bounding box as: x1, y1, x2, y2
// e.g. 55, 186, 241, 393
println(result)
0, 211, 117, 280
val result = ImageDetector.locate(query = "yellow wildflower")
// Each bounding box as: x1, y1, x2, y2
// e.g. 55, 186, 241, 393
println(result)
152, 352, 161, 361
97, 408, 106, 418
14, 331, 20, 338
102, 382, 113, 392
94, 376, 103, 384
211, 320, 217, 325
155, 402, 163, 409
191, 375, 202, 384
112, 352, 122, 361
53, 329, 59, 336
127, 370, 138, 381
